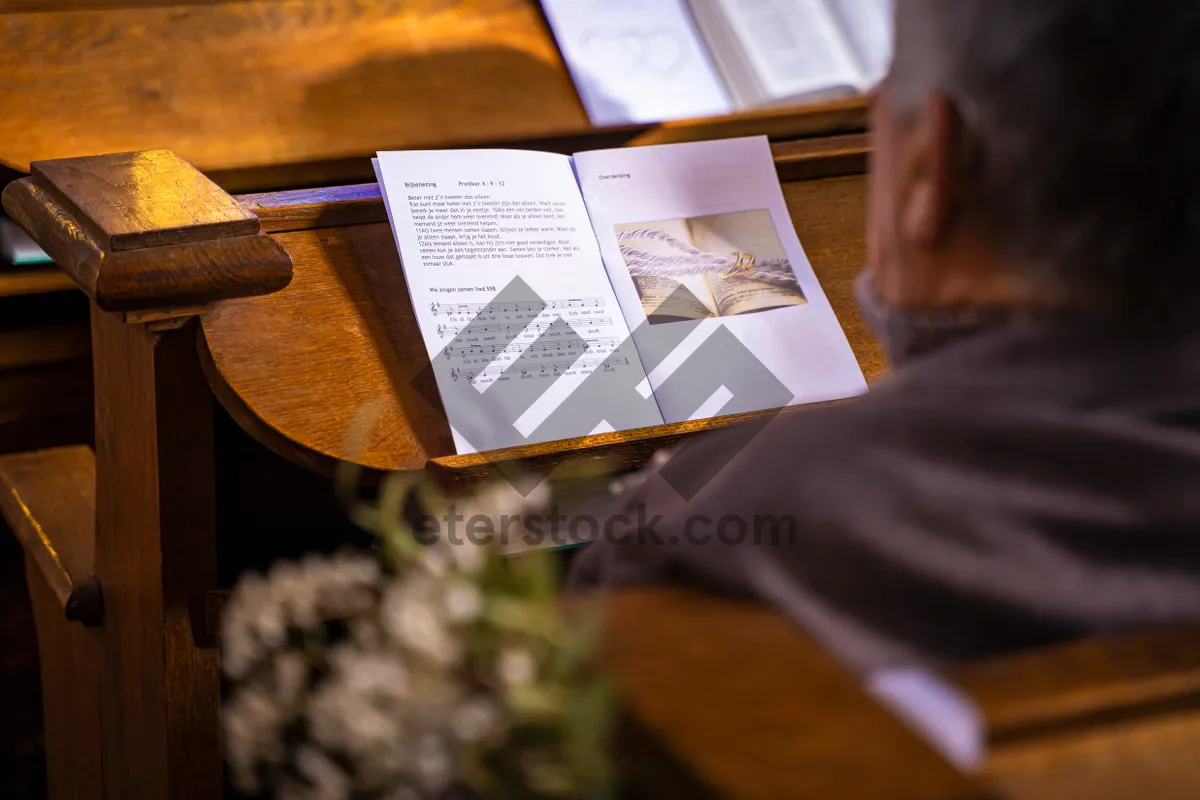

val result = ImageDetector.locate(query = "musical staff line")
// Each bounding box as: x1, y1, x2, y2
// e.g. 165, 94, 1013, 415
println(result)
436, 317, 613, 338
431, 297, 603, 316
450, 356, 630, 382
443, 337, 618, 357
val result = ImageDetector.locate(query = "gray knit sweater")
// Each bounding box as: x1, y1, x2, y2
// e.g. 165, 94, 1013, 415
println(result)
566, 317, 1200, 675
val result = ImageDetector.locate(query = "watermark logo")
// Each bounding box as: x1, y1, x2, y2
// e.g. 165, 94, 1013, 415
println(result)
415, 277, 793, 499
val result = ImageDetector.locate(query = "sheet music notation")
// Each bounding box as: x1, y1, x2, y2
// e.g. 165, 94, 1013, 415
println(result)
435, 317, 614, 338
430, 298, 604, 316
450, 356, 631, 382
443, 337, 619, 357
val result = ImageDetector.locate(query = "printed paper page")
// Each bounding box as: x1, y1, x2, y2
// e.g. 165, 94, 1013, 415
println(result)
825, 0, 894, 87
572, 136, 867, 424
374, 150, 662, 455
540, 0, 733, 125
711, 0, 862, 101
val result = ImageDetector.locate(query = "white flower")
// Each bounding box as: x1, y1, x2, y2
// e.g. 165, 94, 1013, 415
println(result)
475, 480, 552, 517
222, 553, 384, 682
381, 581, 461, 667
405, 671, 466, 727
421, 547, 450, 577
449, 539, 488, 577
313, 553, 382, 619
272, 652, 309, 710
498, 648, 537, 688
306, 680, 404, 760
451, 697, 503, 743
413, 734, 452, 794
221, 617, 262, 682
442, 581, 483, 623
294, 745, 351, 800
396, 606, 459, 667
349, 616, 385, 650
329, 647, 410, 701
223, 686, 288, 793
472, 483, 527, 519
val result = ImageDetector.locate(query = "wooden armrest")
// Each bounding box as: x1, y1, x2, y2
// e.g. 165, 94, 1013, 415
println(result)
603, 590, 991, 800
0, 446, 101, 626
949, 625, 1200, 747
1, 149, 292, 314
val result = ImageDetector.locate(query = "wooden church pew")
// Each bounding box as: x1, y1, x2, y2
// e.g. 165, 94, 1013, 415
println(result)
0, 133, 952, 799
5, 132, 1200, 797
0, 0, 868, 192
0, 6, 871, 787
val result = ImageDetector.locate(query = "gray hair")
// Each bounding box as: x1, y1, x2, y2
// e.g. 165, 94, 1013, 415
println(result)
888, 0, 1200, 314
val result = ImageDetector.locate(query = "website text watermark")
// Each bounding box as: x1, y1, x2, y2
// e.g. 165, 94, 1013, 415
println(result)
411, 506, 799, 549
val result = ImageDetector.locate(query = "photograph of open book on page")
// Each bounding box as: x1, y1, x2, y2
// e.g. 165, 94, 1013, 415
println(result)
615, 210, 808, 325
540, 0, 892, 124
373, 137, 865, 456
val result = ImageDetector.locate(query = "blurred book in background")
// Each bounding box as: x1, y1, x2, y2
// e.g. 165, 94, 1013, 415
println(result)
0, 216, 52, 267
541, 0, 893, 125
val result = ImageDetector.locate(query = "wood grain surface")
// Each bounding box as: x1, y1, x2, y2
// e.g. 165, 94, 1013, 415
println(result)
952, 624, 1200, 747
0, 267, 76, 298
31, 149, 259, 251
91, 315, 221, 799
0, 0, 868, 192
0, 445, 100, 625
0, 0, 587, 179
2, 151, 294, 311
603, 589, 991, 800
25, 552, 104, 800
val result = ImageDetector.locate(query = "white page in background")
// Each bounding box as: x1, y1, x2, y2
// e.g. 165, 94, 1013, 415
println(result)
374, 150, 656, 454
573, 137, 867, 424
825, 0, 894, 87
0, 216, 52, 265
716, 0, 861, 100
540, 0, 733, 125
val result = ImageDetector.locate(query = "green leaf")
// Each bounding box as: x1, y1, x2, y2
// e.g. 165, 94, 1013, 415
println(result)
549, 607, 602, 681
376, 471, 423, 566
521, 551, 559, 602
564, 678, 616, 783
506, 684, 572, 721
485, 597, 559, 638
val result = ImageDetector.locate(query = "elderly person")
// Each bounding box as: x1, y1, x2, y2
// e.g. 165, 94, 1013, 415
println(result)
568, 0, 1200, 676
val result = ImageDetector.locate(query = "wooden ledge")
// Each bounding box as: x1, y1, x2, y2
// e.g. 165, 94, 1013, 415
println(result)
1, 149, 293, 313
951, 624, 1200, 746
236, 134, 870, 236
0, 266, 77, 298
0, 446, 101, 626
603, 590, 990, 799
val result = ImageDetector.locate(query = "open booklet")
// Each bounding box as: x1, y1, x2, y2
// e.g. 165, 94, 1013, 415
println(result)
539, 0, 892, 124
373, 136, 865, 456
688, 0, 892, 109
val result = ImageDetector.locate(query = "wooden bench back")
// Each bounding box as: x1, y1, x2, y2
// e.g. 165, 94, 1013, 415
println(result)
0, 0, 867, 192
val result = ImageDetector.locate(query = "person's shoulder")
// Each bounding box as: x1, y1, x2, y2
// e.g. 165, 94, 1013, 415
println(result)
657, 380, 945, 497
706, 380, 936, 455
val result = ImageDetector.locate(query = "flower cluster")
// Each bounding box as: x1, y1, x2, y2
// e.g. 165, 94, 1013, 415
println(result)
220, 473, 613, 800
